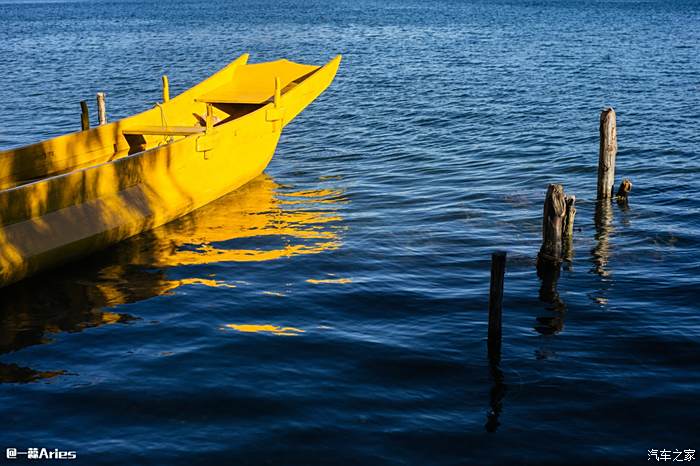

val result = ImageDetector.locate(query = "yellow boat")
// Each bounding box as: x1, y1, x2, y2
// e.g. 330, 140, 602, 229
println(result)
0, 53, 341, 288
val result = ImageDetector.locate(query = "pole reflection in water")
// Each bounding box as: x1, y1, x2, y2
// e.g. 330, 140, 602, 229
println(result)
0, 174, 346, 383
592, 201, 614, 278
590, 200, 615, 308
617, 195, 631, 227
562, 232, 574, 270
485, 358, 507, 433
535, 259, 566, 335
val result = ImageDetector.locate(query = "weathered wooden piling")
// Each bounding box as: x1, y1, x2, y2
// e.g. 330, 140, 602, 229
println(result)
162, 75, 170, 103
616, 178, 632, 200
562, 195, 576, 263
538, 184, 566, 264
96, 92, 107, 125
563, 195, 576, 239
597, 107, 617, 200
537, 185, 566, 310
80, 100, 90, 131
488, 251, 506, 362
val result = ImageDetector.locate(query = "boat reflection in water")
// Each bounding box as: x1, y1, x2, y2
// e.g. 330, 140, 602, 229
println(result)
0, 174, 345, 382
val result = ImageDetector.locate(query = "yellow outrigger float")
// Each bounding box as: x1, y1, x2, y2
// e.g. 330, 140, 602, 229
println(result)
0, 53, 341, 288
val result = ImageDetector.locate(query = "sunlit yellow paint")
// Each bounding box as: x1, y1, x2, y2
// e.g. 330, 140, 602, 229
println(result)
225, 324, 305, 336
0, 54, 341, 288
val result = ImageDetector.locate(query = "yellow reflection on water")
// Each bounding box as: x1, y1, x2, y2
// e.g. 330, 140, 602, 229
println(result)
306, 277, 352, 285
224, 324, 305, 336
0, 173, 345, 382
164, 278, 236, 291
124, 174, 345, 269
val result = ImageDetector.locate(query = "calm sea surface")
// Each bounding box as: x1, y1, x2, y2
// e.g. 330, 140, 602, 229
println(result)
1, 0, 699, 464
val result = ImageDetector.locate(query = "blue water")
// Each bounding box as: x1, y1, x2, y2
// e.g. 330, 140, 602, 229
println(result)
1, 0, 699, 464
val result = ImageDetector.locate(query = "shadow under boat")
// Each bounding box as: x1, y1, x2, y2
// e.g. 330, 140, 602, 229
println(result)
0, 174, 346, 383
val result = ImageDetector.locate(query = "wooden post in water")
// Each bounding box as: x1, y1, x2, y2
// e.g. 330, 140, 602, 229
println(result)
562, 195, 576, 263
537, 184, 565, 305
616, 178, 632, 200
538, 184, 566, 264
488, 251, 506, 362
80, 100, 90, 131
597, 107, 617, 200
96, 92, 107, 125
162, 75, 170, 103
563, 195, 576, 239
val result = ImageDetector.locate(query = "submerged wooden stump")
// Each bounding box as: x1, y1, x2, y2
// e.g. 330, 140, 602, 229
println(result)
538, 184, 566, 265
597, 107, 618, 200
537, 184, 566, 314
617, 178, 632, 199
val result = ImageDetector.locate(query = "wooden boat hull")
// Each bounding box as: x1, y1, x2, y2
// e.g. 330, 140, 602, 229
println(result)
0, 54, 341, 287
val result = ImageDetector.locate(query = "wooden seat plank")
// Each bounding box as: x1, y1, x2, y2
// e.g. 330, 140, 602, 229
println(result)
122, 126, 205, 136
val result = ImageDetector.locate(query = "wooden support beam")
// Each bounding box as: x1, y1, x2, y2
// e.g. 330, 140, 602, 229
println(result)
597, 107, 617, 200
488, 251, 506, 363
96, 92, 107, 125
205, 103, 214, 132
80, 100, 90, 131
122, 126, 205, 136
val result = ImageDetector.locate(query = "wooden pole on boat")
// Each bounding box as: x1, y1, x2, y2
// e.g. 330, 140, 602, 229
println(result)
274, 77, 281, 108
488, 251, 506, 362
597, 107, 617, 200
96, 92, 107, 125
205, 103, 214, 132
80, 100, 90, 131
162, 75, 170, 103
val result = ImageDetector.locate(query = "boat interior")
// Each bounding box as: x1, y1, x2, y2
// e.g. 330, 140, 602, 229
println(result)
0, 56, 321, 192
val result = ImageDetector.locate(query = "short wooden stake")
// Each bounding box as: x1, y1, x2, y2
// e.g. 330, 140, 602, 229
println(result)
96, 92, 107, 125
563, 195, 576, 239
162, 75, 170, 103
597, 107, 617, 200
80, 100, 90, 131
562, 195, 576, 263
616, 178, 632, 200
538, 184, 566, 264
488, 251, 506, 362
